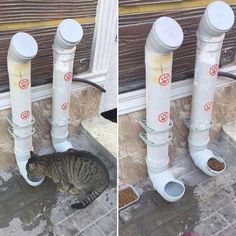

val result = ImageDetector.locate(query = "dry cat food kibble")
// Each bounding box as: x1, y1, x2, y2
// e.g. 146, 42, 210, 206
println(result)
119, 187, 138, 209
207, 158, 225, 171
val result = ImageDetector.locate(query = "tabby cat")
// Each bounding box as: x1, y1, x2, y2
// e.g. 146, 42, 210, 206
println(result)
26, 149, 110, 209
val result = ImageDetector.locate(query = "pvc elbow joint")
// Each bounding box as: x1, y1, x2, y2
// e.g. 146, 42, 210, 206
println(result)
16, 158, 44, 187
148, 168, 185, 202
54, 19, 83, 50
8, 32, 38, 62
52, 140, 73, 153
198, 1, 234, 38
189, 148, 226, 177
146, 16, 183, 53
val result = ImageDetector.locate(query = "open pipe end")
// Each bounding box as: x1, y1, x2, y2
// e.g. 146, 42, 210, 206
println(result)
190, 148, 226, 177
52, 140, 73, 153
17, 159, 44, 186
207, 156, 226, 175
149, 169, 185, 202
163, 180, 185, 202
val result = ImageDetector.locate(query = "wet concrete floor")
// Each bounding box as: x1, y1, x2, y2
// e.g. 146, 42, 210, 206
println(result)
119, 134, 236, 236
0, 128, 117, 236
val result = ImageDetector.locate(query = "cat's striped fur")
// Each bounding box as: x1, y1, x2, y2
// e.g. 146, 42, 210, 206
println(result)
26, 149, 109, 209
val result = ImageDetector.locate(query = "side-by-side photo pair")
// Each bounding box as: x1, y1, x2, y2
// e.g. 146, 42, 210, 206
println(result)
0, 0, 236, 236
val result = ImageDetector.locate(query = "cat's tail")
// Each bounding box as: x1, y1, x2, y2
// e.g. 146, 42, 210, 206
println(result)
71, 185, 107, 209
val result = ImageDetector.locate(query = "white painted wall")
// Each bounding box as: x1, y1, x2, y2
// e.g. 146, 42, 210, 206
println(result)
99, 38, 118, 113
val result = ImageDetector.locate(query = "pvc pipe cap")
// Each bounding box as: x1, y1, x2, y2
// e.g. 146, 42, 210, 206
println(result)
58, 19, 83, 46
10, 32, 38, 61
153, 17, 184, 50
206, 1, 234, 34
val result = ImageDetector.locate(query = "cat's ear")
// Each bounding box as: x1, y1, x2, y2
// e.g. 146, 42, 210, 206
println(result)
30, 151, 37, 158
67, 148, 75, 153
28, 163, 36, 171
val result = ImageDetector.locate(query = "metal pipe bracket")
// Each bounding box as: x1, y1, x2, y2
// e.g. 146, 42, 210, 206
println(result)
139, 132, 172, 147
139, 119, 173, 134
7, 115, 36, 139
183, 117, 213, 132
47, 115, 71, 127
7, 116, 35, 129
8, 126, 35, 139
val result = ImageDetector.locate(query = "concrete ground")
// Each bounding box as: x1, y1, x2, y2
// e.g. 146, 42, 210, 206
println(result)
119, 128, 236, 236
0, 126, 117, 236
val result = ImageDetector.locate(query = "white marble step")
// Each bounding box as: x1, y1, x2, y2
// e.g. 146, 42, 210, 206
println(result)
223, 120, 236, 144
82, 116, 117, 158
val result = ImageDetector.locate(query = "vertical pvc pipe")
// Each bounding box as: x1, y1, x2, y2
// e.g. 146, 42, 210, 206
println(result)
8, 32, 44, 186
186, 1, 234, 176
141, 17, 185, 202
51, 19, 83, 152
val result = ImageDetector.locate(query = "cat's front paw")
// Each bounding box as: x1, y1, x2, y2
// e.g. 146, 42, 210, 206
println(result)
53, 178, 60, 184
69, 187, 80, 195
59, 185, 70, 193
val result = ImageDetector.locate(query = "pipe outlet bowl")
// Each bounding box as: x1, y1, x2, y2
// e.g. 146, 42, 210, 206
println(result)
55, 19, 83, 49
9, 32, 38, 61
150, 17, 184, 53
149, 169, 185, 202
52, 140, 73, 153
17, 159, 44, 187
190, 148, 226, 177
203, 1, 235, 37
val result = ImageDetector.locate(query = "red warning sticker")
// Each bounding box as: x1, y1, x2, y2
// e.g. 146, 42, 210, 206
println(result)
18, 79, 29, 89
20, 111, 30, 120
159, 73, 170, 86
158, 112, 169, 123
64, 72, 72, 81
204, 102, 213, 112
209, 64, 219, 76
61, 102, 70, 111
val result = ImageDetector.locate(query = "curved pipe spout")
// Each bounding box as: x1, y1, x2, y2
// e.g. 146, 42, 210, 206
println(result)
8, 32, 44, 186
141, 17, 185, 202
186, 1, 234, 176
51, 19, 83, 152
149, 168, 185, 202
52, 140, 73, 153
189, 149, 225, 177
16, 157, 44, 186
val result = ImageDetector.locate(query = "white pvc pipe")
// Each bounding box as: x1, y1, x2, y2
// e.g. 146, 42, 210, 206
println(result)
51, 19, 83, 152
188, 1, 234, 176
8, 32, 44, 186
143, 17, 185, 202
